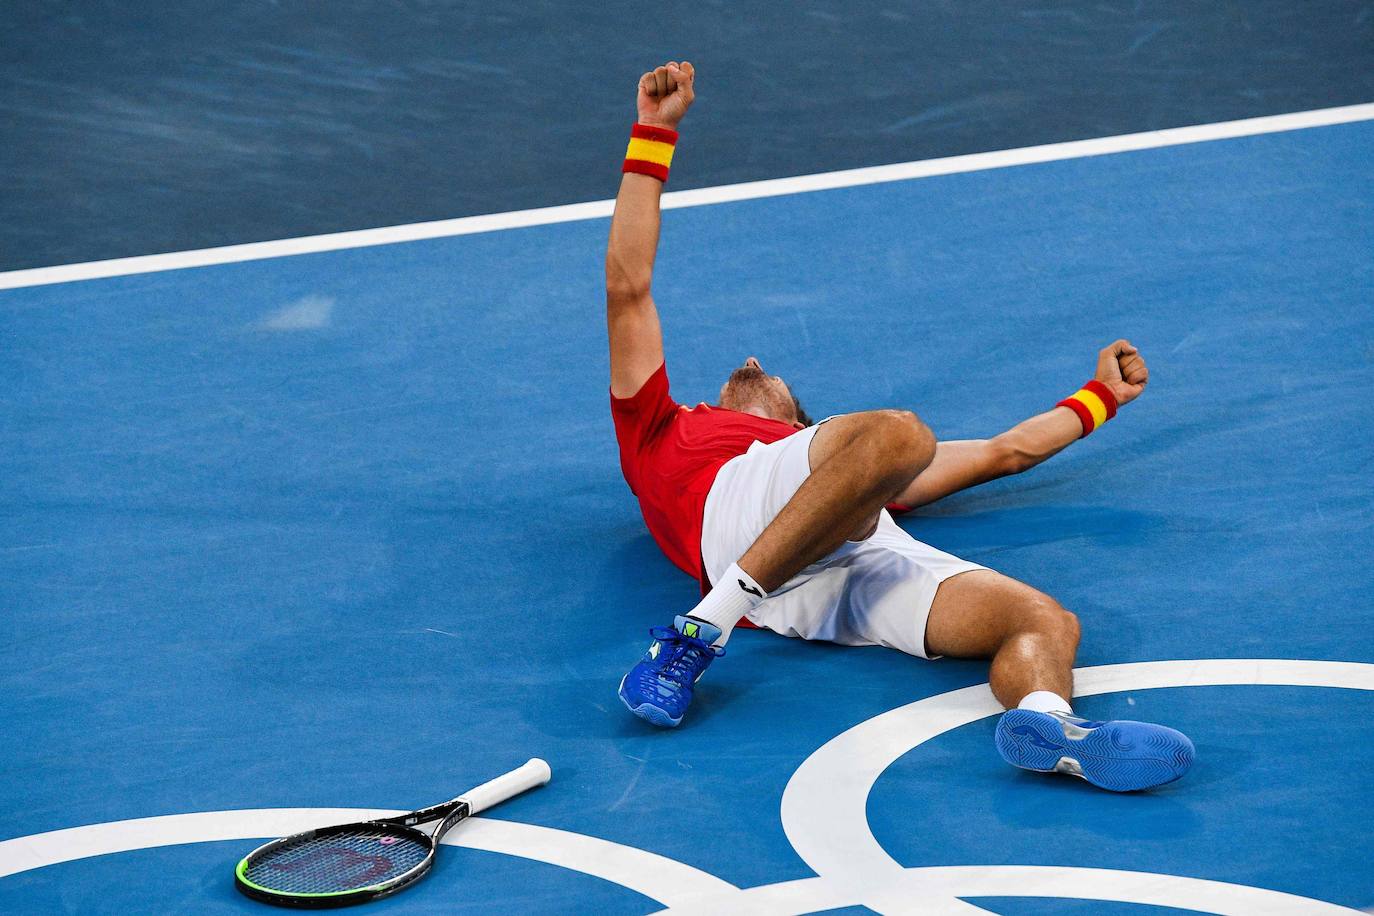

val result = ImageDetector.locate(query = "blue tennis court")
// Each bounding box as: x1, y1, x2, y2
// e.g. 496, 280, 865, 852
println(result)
2, 5, 1372, 914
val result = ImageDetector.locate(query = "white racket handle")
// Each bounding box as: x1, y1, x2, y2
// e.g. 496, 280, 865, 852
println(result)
458, 758, 552, 815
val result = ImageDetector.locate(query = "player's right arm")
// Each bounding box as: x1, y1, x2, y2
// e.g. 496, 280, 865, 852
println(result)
606, 61, 696, 398
891, 341, 1149, 510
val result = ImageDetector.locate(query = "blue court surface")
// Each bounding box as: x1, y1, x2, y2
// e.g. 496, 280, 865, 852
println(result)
6, 1, 1372, 270
3, 116, 1373, 915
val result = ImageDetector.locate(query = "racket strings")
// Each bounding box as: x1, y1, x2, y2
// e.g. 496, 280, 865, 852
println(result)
244, 829, 429, 894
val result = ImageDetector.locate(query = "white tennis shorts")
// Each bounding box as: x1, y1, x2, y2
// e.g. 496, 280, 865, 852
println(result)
701, 422, 985, 659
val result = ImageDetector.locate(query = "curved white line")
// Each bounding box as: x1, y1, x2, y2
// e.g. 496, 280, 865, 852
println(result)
650, 866, 1364, 916
780, 659, 1374, 914
5, 661, 1369, 914
0, 809, 737, 908
784, 681, 1001, 887
448, 817, 738, 905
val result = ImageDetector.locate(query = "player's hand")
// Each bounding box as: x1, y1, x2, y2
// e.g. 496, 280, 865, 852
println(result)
1095, 339, 1149, 406
637, 61, 695, 130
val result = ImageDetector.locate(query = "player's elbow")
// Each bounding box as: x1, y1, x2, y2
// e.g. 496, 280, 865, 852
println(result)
988, 436, 1035, 476
605, 254, 651, 302
606, 274, 651, 304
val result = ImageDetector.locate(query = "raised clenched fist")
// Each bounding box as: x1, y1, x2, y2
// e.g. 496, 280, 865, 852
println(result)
1095, 339, 1150, 406
637, 61, 695, 130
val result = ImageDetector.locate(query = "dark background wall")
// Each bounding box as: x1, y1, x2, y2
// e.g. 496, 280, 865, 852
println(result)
4, 0, 1372, 270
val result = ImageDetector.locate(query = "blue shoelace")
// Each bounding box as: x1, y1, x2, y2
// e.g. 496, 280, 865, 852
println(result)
646, 625, 725, 686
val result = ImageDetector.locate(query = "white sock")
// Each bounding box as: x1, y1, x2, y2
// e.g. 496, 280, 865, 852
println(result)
686, 562, 768, 646
1017, 690, 1074, 716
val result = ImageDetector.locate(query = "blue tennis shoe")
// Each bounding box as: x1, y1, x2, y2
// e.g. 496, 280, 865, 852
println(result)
618, 616, 724, 728
995, 708, 1195, 792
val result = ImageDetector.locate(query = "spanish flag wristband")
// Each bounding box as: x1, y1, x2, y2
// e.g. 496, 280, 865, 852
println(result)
1056, 380, 1118, 438
623, 123, 678, 182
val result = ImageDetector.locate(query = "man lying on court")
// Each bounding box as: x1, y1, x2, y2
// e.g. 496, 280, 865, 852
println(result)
606, 62, 1194, 792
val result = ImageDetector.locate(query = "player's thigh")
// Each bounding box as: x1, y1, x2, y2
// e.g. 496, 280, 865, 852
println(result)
806, 410, 913, 539
923, 569, 1074, 659
702, 426, 821, 583
809, 516, 984, 658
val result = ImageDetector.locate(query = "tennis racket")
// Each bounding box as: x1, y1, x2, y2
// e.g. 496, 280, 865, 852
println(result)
233, 758, 551, 908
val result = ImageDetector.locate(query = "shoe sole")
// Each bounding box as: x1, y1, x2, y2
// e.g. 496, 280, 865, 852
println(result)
618, 676, 683, 728
995, 709, 1195, 792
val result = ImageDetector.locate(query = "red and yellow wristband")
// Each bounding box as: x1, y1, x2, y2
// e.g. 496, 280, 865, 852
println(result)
1057, 380, 1118, 438
623, 123, 678, 182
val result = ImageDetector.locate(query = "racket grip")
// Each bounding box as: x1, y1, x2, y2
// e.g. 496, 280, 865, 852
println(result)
459, 758, 552, 815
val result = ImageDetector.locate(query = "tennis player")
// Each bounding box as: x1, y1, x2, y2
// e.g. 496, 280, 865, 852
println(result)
606, 62, 1193, 792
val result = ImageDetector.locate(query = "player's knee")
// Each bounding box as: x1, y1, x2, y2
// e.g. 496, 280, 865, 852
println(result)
869, 409, 934, 474
1021, 594, 1079, 647
1058, 606, 1081, 647
1016, 596, 1077, 645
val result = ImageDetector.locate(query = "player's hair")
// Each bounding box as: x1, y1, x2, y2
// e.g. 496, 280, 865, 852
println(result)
792, 393, 814, 428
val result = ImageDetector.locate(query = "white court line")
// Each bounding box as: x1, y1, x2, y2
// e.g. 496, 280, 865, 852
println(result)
0, 810, 737, 908
778, 659, 1374, 916
3, 661, 1369, 913
651, 867, 1365, 916
2, 102, 1371, 292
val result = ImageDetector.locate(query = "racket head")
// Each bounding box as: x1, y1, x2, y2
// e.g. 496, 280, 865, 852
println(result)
234, 821, 435, 908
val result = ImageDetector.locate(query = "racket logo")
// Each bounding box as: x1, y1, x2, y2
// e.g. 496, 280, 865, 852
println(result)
268, 847, 396, 883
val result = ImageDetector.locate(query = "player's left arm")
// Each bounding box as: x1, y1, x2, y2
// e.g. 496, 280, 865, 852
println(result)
606, 61, 696, 398
890, 340, 1149, 511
